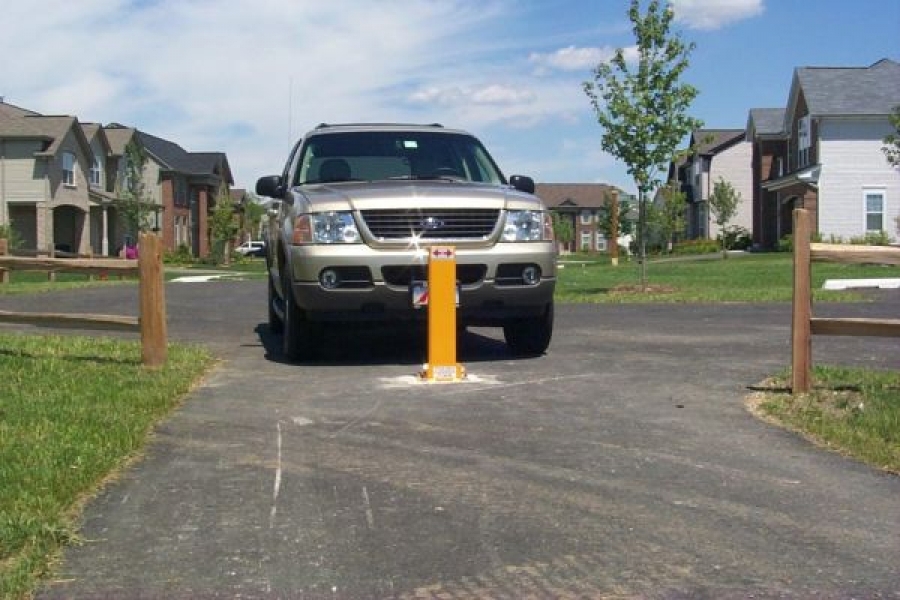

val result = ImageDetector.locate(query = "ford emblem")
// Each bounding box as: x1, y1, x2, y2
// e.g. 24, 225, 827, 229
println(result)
421, 216, 444, 231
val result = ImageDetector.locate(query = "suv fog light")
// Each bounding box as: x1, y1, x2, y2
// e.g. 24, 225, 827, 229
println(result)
320, 269, 340, 289
522, 265, 540, 285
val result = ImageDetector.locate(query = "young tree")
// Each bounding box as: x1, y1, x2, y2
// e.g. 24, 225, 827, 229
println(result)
209, 183, 237, 264
883, 105, 900, 167
654, 181, 687, 252
551, 212, 574, 253
243, 193, 267, 239
708, 177, 740, 257
118, 140, 156, 244
584, 0, 702, 289
597, 193, 635, 238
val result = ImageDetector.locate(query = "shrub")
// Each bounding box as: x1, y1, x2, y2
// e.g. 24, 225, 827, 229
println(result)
672, 239, 719, 255
164, 244, 194, 265
849, 231, 894, 246
0, 223, 23, 250
718, 226, 752, 251
777, 235, 793, 253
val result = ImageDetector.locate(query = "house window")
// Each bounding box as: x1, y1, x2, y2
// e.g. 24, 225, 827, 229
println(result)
62, 152, 75, 186
90, 153, 102, 187
580, 231, 592, 251
797, 115, 811, 168
580, 210, 592, 225
865, 190, 885, 232
595, 232, 607, 252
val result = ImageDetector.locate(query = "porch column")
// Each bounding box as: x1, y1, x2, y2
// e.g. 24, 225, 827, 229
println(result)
101, 206, 109, 256
198, 188, 209, 258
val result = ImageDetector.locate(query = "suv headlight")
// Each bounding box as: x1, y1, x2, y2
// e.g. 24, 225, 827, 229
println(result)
293, 211, 361, 244
502, 210, 554, 242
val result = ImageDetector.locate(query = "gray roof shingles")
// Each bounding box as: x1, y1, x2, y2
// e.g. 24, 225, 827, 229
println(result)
796, 58, 900, 116
748, 108, 785, 135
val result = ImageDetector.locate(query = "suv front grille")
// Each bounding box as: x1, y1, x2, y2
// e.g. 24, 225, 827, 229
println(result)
360, 209, 500, 240
382, 264, 487, 286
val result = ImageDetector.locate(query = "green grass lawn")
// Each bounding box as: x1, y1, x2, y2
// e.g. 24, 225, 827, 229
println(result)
0, 333, 213, 599
557, 252, 898, 303
750, 367, 900, 474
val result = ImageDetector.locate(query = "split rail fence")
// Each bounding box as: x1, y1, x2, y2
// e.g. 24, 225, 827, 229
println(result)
791, 208, 900, 393
0, 232, 168, 367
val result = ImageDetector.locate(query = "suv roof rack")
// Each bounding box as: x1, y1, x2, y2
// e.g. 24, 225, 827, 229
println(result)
315, 122, 444, 130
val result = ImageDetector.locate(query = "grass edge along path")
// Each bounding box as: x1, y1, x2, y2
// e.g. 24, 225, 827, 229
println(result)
0, 332, 214, 600
746, 366, 900, 475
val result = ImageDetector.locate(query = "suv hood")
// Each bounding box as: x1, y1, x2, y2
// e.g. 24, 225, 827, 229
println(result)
292, 180, 544, 212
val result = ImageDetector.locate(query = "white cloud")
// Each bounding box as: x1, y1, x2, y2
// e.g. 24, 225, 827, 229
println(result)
670, 0, 764, 30
529, 45, 640, 74
411, 84, 535, 107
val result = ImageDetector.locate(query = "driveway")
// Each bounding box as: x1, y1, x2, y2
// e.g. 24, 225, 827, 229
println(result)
2, 281, 898, 598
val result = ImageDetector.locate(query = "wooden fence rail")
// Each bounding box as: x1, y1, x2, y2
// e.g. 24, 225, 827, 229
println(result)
791, 208, 900, 393
0, 233, 168, 367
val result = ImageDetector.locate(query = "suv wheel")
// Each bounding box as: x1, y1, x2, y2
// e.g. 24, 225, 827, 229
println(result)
268, 275, 283, 334
282, 271, 319, 362
503, 304, 553, 356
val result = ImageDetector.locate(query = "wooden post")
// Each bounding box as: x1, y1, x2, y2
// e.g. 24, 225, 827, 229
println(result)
610, 189, 620, 267
139, 232, 167, 367
791, 209, 812, 394
48, 244, 56, 282
0, 238, 8, 284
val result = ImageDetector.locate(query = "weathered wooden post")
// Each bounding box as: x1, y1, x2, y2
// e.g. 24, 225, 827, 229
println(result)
791, 208, 812, 394
0, 237, 8, 284
139, 232, 167, 367
48, 244, 56, 282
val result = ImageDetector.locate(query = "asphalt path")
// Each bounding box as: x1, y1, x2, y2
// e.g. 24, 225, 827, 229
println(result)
1, 280, 898, 599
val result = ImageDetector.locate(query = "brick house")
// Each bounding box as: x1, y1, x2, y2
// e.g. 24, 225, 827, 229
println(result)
747, 58, 900, 248
536, 183, 632, 253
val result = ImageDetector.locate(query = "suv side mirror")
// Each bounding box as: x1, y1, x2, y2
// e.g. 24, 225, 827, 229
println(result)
256, 175, 282, 198
509, 175, 535, 194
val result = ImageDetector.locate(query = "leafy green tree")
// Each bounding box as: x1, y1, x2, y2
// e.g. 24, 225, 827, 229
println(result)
242, 193, 267, 239
883, 105, 900, 167
118, 140, 156, 242
597, 192, 635, 238
209, 183, 237, 264
583, 0, 702, 288
551, 212, 574, 252
708, 177, 740, 257
654, 181, 687, 252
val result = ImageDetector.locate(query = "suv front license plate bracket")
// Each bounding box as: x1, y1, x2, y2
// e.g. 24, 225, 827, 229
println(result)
410, 281, 460, 309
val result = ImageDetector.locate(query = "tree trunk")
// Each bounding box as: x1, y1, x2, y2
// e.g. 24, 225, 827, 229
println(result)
638, 190, 648, 291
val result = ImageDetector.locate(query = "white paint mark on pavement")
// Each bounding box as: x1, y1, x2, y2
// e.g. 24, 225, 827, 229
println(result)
269, 421, 282, 529
823, 278, 900, 290
362, 486, 375, 530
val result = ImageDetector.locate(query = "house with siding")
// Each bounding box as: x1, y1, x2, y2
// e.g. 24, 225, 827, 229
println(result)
669, 129, 753, 241
748, 58, 900, 247
0, 99, 234, 258
536, 183, 632, 253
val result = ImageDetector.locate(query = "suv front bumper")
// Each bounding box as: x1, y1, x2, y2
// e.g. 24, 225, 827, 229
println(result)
286, 242, 556, 324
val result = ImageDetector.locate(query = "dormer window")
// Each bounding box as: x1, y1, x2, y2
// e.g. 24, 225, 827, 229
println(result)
62, 152, 75, 186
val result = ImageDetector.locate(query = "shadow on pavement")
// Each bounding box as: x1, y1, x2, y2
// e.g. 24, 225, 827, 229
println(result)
253, 322, 531, 367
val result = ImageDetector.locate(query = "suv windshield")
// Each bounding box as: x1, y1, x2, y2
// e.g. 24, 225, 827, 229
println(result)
294, 131, 506, 186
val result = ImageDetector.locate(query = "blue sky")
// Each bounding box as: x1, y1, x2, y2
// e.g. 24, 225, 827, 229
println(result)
1, 0, 897, 194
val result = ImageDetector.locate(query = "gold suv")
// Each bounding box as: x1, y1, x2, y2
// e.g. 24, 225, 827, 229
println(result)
256, 123, 556, 361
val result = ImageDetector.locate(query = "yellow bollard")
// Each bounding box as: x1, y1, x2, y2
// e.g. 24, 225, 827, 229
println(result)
423, 245, 465, 382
